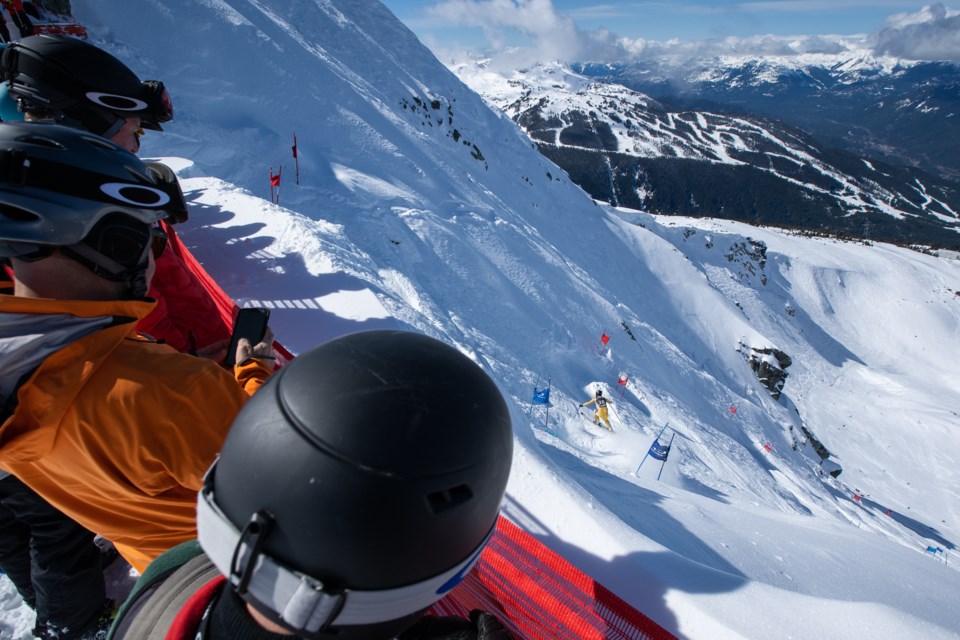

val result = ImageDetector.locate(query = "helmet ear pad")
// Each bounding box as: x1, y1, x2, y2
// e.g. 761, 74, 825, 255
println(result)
73, 104, 127, 139
58, 212, 154, 298
78, 213, 152, 271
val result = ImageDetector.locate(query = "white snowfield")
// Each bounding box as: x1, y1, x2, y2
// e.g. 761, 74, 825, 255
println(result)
2, 1, 959, 639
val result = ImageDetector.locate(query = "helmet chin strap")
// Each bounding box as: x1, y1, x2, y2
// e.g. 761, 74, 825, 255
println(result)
196, 475, 493, 637
50, 104, 127, 139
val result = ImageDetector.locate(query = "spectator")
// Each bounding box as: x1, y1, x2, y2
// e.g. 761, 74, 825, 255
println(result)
0, 35, 182, 638
0, 13, 12, 44
110, 330, 515, 640
2, 34, 171, 158
0, 35, 231, 354
0, 122, 274, 578
0, 36, 213, 638
1, 1, 33, 38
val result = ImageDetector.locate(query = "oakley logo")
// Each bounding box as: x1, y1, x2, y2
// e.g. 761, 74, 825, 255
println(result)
100, 183, 171, 208
86, 92, 149, 112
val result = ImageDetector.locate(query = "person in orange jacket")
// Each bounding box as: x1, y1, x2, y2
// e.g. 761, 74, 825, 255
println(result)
580, 389, 613, 430
1, 34, 235, 355
0, 123, 273, 575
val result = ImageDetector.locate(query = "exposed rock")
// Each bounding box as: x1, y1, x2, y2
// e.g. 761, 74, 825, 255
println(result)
747, 346, 792, 399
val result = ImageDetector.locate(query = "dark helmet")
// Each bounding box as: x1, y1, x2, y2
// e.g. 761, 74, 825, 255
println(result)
0, 122, 185, 296
596, 389, 603, 397
1, 35, 173, 137
197, 330, 514, 639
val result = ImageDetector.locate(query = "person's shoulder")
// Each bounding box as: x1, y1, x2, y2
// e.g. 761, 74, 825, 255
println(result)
110, 541, 219, 640
113, 338, 236, 390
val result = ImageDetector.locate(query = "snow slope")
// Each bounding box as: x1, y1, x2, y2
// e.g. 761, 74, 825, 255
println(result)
3, 1, 960, 638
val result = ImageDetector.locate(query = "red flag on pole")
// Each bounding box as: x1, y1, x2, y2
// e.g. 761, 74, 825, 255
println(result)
269, 166, 282, 204
600, 332, 610, 345
617, 372, 628, 386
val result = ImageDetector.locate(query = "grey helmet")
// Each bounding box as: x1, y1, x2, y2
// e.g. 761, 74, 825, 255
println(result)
197, 330, 514, 639
1, 35, 172, 137
0, 122, 183, 296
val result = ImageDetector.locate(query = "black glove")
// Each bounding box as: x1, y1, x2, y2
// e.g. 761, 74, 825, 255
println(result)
398, 610, 514, 640
471, 610, 513, 640
578, 403, 583, 407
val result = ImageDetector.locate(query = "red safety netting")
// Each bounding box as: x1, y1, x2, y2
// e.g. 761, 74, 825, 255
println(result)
154, 225, 295, 363
429, 517, 676, 640
169, 225, 669, 638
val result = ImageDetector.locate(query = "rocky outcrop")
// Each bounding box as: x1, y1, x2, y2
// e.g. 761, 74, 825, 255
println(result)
747, 346, 792, 399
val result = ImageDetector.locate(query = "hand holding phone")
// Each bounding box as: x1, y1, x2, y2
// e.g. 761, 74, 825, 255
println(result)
225, 307, 271, 367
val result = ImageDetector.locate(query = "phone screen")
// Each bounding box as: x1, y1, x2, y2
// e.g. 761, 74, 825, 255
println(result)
225, 307, 270, 367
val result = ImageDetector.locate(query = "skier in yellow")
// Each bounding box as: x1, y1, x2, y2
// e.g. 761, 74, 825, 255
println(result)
580, 389, 613, 430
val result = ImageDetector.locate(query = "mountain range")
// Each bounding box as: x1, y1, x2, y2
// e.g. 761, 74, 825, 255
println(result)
576, 50, 960, 181
455, 58, 960, 249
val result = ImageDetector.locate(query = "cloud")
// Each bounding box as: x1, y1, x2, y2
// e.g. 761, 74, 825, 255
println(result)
425, 0, 960, 65
617, 33, 854, 60
872, 3, 960, 60
424, 0, 629, 65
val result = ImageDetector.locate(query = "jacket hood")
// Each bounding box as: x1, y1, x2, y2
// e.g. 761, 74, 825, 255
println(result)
0, 296, 155, 460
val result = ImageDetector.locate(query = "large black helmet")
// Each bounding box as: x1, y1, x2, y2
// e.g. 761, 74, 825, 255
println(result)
197, 330, 514, 639
1, 35, 172, 137
0, 122, 184, 296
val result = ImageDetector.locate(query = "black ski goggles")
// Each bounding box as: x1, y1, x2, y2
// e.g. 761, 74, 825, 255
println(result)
140, 80, 173, 131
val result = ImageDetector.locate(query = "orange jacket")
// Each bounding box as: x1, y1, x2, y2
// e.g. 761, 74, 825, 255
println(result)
0, 295, 271, 572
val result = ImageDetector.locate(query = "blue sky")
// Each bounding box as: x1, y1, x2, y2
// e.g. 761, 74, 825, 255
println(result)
380, 1, 960, 61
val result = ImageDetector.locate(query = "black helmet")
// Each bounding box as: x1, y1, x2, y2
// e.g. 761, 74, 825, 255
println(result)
596, 389, 603, 397
0, 122, 184, 296
1, 35, 173, 137
197, 330, 514, 639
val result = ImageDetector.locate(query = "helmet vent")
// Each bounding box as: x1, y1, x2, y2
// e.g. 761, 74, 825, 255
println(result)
0, 203, 39, 222
84, 135, 118, 151
16, 134, 65, 150
427, 484, 473, 513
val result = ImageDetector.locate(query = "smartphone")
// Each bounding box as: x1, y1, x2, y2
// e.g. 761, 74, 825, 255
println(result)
224, 307, 270, 367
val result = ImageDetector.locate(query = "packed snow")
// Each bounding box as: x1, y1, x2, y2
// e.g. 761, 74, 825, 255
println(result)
3, 1, 960, 639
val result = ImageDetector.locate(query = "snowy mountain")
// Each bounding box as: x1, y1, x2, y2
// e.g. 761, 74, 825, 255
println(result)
575, 48, 960, 182
454, 61, 960, 249
3, 1, 960, 639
